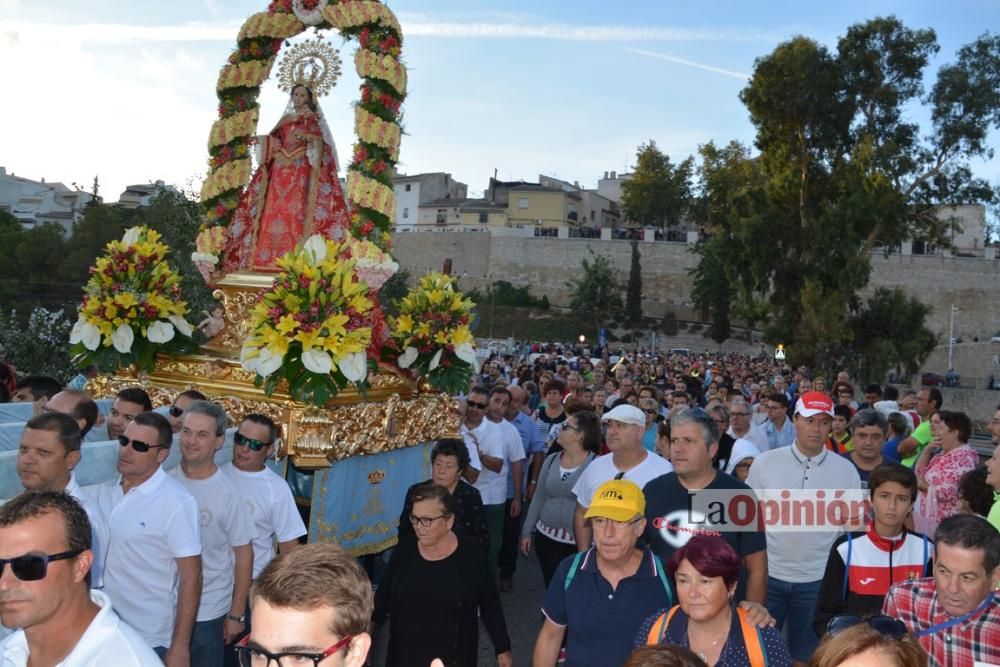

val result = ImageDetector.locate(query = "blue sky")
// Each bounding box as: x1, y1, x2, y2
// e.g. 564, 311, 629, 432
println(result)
2, 0, 998, 200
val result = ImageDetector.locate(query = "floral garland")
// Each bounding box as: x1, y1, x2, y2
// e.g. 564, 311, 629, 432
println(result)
196, 0, 407, 274
69, 227, 196, 373
241, 235, 374, 406
388, 272, 478, 395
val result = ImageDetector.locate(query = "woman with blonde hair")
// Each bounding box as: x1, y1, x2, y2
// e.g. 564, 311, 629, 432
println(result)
808, 623, 926, 667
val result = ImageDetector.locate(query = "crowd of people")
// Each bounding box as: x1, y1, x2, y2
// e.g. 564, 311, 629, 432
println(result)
1, 346, 999, 666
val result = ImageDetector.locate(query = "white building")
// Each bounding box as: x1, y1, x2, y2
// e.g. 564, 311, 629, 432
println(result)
393, 173, 467, 231
116, 180, 181, 209
0, 167, 98, 234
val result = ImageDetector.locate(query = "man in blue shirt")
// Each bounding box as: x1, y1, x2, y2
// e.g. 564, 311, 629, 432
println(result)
533, 479, 673, 667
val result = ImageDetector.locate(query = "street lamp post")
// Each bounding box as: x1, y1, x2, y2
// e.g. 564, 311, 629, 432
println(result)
948, 304, 957, 370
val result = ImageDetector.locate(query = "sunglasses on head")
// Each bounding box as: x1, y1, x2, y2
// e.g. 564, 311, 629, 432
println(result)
117, 435, 167, 453
826, 614, 908, 639
0, 549, 84, 581
234, 432, 270, 451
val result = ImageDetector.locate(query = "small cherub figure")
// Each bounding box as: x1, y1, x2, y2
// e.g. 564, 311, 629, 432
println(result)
198, 304, 226, 339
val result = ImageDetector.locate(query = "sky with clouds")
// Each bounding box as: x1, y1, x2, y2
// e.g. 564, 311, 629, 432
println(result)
2, 0, 999, 200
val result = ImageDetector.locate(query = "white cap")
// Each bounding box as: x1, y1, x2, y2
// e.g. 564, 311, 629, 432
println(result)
601, 404, 645, 428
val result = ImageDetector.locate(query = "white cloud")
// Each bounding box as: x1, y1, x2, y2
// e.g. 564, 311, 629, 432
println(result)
403, 20, 779, 43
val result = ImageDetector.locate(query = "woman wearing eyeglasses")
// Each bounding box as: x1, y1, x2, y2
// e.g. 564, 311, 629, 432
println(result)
637, 536, 791, 666
519, 410, 599, 587
375, 483, 512, 667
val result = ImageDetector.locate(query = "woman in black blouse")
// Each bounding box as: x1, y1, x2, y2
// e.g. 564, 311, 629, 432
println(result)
398, 439, 489, 548
376, 483, 513, 667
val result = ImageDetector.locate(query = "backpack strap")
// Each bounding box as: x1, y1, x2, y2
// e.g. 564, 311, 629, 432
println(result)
645, 605, 680, 645
651, 554, 675, 607
922, 532, 931, 576
842, 532, 853, 601
563, 550, 587, 591
737, 607, 769, 667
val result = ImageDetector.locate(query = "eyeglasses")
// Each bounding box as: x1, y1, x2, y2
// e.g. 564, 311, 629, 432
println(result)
826, 614, 907, 638
0, 549, 84, 581
642, 409, 657, 415
234, 634, 353, 667
168, 405, 184, 418
408, 514, 450, 527
730, 412, 750, 417
466, 400, 488, 410
591, 516, 642, 530
562, 423, 581, 433
117, 435, 167, 453
234, 432, 270, 451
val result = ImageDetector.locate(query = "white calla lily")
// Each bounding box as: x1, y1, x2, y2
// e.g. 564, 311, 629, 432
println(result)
255, 348, 284, 377
70, 318, 102, 351
302, 235, 327, 265
301, 348, 333, 374
339, 352, 368, 382
454, 343, 479, 372
168, 314, 194, 337
397, 346, 419, 369
428, 348, 443, 371
146, 321, 175, 344
111, 324, 135, 354
121, 227, 142, 247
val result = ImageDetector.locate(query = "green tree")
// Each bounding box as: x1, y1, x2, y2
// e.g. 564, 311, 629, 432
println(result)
625, 240, 642, 323
844, 288, 937, 383
568, 249, 622, 332
691, 17, 1000, 369
620, 141, 694, 228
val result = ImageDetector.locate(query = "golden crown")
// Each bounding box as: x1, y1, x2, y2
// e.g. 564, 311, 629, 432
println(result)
277, 37, 342, 98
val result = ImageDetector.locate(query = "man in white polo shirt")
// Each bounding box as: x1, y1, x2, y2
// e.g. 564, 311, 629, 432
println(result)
169, 401, 253, 667
94, 411, 202, 665
463, 385, 510, 574
0, 491, 160, 666
571, 404, 673, 551
746, 391, 862, 666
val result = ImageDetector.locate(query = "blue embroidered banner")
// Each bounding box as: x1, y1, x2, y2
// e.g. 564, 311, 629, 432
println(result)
309, 442, 432, 556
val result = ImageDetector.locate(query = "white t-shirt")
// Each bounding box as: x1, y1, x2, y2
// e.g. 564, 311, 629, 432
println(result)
496, 418, 526, 490
572, 451, 674, 508
168, 466, 253, 621
727, 422, 769, 454
464, 419, 510, 505
0, 590, 161, 666
219, 463, 307, 579
93, 467, 202, 649
65, 475, 109, 590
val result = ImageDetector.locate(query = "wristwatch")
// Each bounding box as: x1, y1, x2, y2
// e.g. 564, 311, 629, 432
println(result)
227, 613, 246, 623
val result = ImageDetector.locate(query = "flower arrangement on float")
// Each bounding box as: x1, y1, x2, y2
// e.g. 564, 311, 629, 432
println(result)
388, 272, 478, 395
240, 235, 374, 405
195, 0, 407, 280
68, 227, 196, 373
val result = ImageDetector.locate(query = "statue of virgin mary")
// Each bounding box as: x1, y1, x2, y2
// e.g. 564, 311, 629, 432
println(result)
221, 40, 351, 273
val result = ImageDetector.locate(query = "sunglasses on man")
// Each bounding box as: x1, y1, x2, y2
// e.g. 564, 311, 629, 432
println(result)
0, 549, 84, 581
234, 432, 271, 451
117, 435, 167, 453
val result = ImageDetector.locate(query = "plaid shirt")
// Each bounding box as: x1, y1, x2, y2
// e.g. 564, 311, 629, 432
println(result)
883, 578, 1000, 667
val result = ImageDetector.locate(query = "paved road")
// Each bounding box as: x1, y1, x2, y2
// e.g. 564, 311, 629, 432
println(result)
477, 552, 548, 666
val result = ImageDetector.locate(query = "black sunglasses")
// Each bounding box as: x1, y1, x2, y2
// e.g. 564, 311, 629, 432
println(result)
168, 405, 184, 418
117, 435, 167, 453
1, 549, 84, 581
466, 400, 488, 410
826, 614, 908, 638
234, 432, 270, 451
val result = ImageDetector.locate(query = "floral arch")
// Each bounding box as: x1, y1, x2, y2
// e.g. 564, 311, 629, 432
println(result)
196, 0, 405, 266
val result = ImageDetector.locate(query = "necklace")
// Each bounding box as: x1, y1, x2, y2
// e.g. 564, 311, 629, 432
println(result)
687, 615, 730, 664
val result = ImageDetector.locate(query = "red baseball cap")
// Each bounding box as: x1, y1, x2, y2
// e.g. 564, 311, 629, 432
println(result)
795, 391, 834, 418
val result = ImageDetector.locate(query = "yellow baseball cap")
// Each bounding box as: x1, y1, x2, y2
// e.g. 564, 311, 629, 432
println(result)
585, 479, 646, 522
